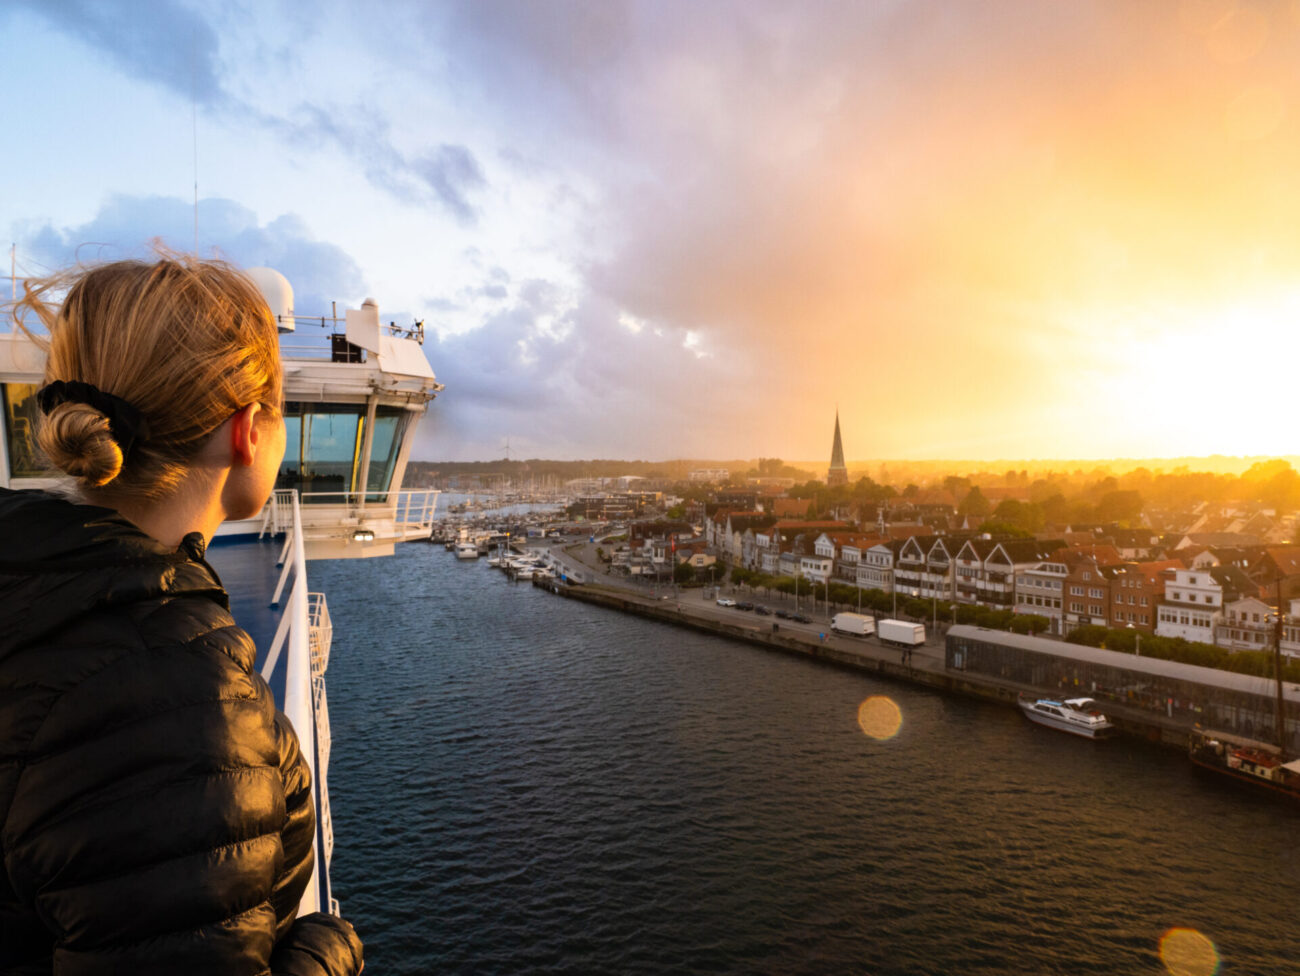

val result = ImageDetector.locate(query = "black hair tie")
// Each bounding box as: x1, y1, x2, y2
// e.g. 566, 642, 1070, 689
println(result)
36, 380, 152, 459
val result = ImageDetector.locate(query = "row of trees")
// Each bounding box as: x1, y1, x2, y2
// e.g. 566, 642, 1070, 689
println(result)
1065, 625, 1300, 683
719, 566, 1052, 634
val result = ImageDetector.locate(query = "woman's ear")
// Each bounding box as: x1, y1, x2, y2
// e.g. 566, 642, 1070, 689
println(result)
229, 404, 262, 467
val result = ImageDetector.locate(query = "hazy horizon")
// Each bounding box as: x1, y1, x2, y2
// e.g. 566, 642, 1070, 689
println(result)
416, 452, 1300, 478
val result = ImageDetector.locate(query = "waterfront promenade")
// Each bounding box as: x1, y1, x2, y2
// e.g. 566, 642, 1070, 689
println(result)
539, 542, 1198, 750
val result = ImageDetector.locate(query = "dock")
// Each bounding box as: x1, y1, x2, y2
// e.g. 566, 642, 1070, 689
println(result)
534, 548, 1198, 752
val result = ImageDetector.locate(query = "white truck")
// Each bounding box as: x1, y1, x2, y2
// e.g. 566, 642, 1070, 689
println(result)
831, 612, 875, 637
878, 619, 926, 646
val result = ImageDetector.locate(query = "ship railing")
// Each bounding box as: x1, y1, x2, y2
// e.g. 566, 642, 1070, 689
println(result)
308, 592, 332, 677
313, 673, 334, 868
259, 489, 296, 539
295, 488, 440, 538
258, 489, 331, 916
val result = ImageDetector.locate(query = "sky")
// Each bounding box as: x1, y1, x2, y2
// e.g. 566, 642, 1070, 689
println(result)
4, 0, 1300, 463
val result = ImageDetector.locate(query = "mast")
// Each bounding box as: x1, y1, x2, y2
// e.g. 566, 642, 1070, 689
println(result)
1275, 577, 1287, 757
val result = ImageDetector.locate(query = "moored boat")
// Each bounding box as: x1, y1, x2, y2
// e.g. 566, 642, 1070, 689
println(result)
1018, 696, 1114, 738
1189, 727, 1300, 800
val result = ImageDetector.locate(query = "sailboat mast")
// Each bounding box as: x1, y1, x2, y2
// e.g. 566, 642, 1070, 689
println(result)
1275, 577, 1286, 757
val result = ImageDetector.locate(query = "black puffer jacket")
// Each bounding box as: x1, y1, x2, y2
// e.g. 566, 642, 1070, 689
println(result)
0, 488, 363, 975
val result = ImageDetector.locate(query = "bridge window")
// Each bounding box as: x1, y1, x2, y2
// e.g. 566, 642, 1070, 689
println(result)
2, 383, 43, 478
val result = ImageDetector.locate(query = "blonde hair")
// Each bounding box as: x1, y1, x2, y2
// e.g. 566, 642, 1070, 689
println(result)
12, 253, 283, 497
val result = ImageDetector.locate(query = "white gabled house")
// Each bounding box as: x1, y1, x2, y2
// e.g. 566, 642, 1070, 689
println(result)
856, 539, 903, 593
1218, 595, 1274, 651
1155, 568, 1223, 644
800, 553, 833, 584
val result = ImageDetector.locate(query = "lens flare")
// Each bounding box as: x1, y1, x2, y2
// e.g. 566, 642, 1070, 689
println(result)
1159, 928, 1220, 976
857, 696, 903, 740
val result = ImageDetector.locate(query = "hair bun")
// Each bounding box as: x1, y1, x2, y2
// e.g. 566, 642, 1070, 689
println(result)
38, 401, 124, 487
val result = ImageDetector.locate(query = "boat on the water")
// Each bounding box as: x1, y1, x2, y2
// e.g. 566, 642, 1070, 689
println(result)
1189, 727, 1300, 799
1018, 696, 1114, 738
455, 542, 480, 559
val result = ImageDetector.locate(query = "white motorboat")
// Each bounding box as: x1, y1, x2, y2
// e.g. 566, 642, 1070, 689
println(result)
1019, 697, 1114, 739
455, 542, 480, 559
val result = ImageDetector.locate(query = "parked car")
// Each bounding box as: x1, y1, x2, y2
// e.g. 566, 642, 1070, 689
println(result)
716, 597, 737, 607
754, 605, 771, 616
792, 613, 812, 624
774, 609, 791, 619
736, 601, 755, 611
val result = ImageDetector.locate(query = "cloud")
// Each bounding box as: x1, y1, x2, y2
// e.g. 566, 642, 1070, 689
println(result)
12, 0, 486, 223
11, 0, 226, 105
411, 276, 749, 460
15, 194, 364, 314
270, 104, 486, 223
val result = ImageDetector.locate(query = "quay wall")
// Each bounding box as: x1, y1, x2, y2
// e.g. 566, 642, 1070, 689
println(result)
538, 580, 1193, 751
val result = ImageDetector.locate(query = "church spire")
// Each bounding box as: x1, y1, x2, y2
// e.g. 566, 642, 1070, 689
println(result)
827, 410, 848, 486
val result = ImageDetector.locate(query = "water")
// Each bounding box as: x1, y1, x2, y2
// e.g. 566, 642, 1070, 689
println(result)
314, 545, 1300, 975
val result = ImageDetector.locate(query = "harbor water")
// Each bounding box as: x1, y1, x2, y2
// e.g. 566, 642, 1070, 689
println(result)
315, 544, 1300, 975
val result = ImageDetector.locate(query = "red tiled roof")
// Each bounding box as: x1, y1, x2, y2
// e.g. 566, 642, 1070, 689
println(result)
1265, 546, 1300, 577
772, 498, 813, 517
1057, 544, 1123, 567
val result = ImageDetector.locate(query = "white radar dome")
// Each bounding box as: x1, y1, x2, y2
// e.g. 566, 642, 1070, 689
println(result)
245, 267, 295, 333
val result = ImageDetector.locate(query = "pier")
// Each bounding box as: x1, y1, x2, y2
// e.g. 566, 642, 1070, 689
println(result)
535, 547, 1198, 751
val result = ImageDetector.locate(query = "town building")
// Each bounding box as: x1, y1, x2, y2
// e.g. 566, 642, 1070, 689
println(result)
894, 536, 961, 603
1219, 596, 1276, 651
1156, 568, 1223, 644
856, 539, 906, 594
1106, 560, 1181, 632
1060, 553, 1113, 631
688, 468, 731, 482
955, 538, 1065, 609
1014, 561, 1067, 634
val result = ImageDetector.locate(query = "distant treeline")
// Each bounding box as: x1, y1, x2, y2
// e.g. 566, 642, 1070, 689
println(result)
408, 456, 1300, 522
406, 458, 755, 485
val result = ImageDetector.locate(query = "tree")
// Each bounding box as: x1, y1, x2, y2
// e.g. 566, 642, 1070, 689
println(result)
944, 475, 973, 496
958, 486, 991, 517
1094, 490, 1143, 524
1065, 625, 1108, 648
673, 561, 696, 584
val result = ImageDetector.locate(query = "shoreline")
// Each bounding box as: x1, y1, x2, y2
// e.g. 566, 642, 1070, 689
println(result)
534, 549, 1196, 752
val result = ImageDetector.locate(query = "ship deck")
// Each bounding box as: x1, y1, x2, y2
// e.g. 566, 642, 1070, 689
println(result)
206, 534, 290, 705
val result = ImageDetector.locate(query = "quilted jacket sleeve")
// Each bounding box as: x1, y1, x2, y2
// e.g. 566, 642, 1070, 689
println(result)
0, 597, 363, 976
271, 913, 365, 975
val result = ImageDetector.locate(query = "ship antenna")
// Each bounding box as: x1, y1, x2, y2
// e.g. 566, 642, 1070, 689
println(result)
192, 30, 199, 254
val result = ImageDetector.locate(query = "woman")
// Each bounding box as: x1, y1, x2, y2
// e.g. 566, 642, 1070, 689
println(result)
0, 256, 363, 974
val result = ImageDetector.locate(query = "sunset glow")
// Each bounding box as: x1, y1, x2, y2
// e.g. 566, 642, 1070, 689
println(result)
5, 1, 1300, 461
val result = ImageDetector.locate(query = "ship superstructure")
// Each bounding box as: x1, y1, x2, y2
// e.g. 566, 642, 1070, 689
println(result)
1, 266, 442, 915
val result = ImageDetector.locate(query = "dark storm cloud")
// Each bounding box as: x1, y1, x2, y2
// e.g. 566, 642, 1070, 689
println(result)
19, 194, 365, 313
